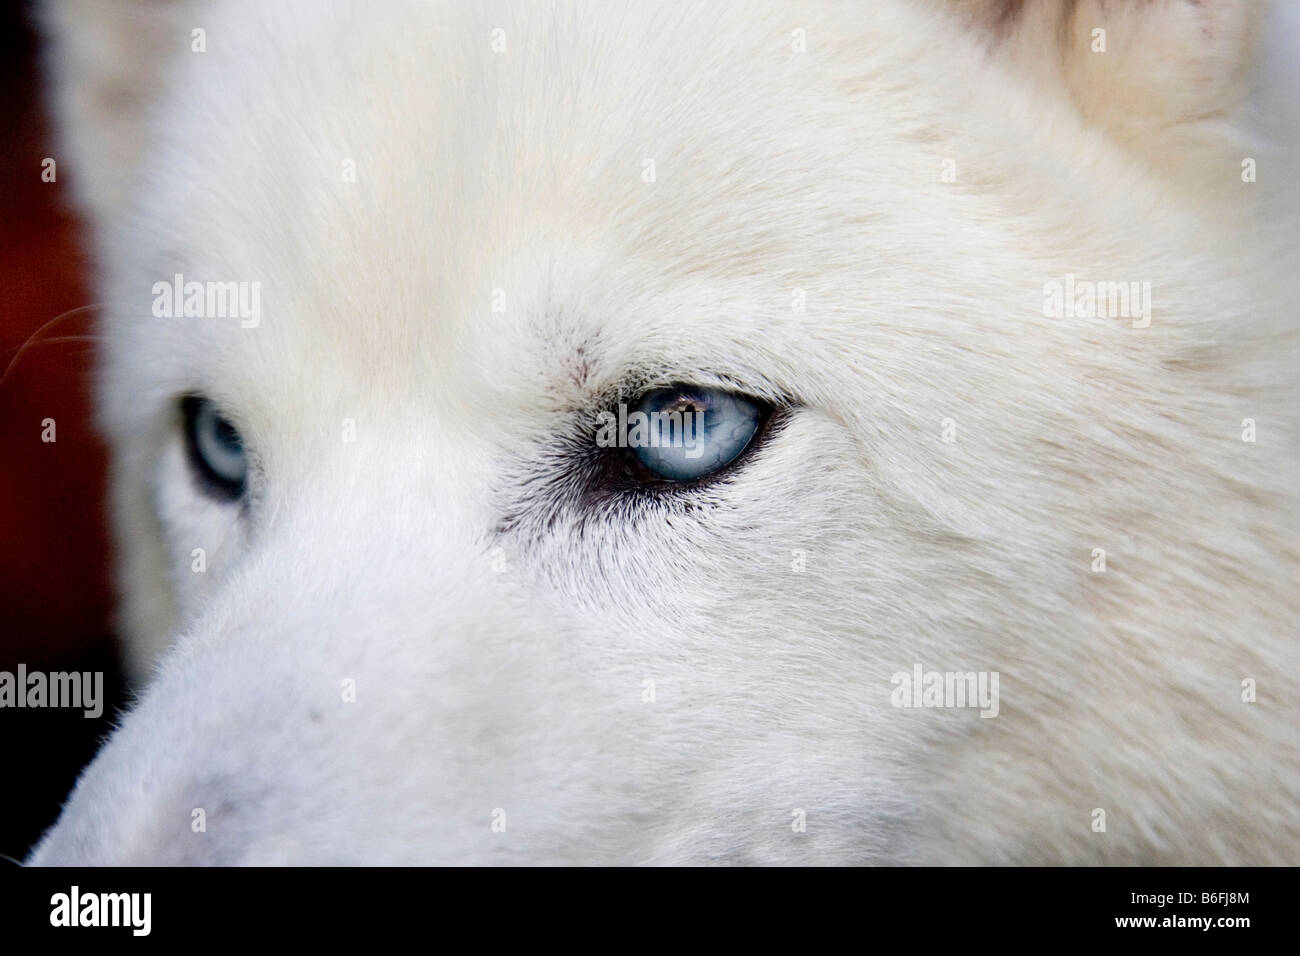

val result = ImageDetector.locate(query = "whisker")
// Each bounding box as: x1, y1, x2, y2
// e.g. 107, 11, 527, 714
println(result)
1, 303, 106, 386
23, 335, 106, 347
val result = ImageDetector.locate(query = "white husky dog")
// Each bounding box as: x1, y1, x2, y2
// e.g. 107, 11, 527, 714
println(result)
31, 0, 1299, 864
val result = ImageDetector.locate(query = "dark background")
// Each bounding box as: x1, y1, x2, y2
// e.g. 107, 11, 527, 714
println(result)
1, 0, 128, 862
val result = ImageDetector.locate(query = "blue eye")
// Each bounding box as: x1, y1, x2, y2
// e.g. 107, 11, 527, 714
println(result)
182, 396, 248, 499
627, 386, 764, 482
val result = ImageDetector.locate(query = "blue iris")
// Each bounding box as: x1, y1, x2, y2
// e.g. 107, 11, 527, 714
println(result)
631, 387, 763, 481
183, 396, 248, 497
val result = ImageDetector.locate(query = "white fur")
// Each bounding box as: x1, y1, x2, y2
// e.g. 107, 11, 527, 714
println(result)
31, 0, 1299, 864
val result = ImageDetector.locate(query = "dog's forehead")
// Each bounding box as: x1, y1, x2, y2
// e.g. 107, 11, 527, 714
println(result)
123, 1, 953, 418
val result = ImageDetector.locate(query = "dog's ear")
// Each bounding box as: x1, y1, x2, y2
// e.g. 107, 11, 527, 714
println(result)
39, 0, 196, 228
951, 0, 1261, 177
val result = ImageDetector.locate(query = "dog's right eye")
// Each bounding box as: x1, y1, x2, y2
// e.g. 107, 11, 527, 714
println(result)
181, 396, 248, 500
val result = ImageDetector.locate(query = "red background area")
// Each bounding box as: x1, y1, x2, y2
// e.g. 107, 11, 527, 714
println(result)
1, 2, 126, 861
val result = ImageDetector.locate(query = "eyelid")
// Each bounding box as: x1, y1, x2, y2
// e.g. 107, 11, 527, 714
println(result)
588, 373, 793, 418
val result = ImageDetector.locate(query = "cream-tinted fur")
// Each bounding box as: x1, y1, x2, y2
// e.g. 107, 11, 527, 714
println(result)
31, 0, 1299, 864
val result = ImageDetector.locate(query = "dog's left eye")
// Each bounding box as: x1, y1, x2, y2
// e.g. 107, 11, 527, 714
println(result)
625, 386, 765, 482
181, 396, 248, 499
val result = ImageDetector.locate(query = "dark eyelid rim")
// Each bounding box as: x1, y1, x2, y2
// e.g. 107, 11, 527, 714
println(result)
583, 365, 795, 414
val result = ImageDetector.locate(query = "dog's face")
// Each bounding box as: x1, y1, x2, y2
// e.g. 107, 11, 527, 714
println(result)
33, 0, 1299, 864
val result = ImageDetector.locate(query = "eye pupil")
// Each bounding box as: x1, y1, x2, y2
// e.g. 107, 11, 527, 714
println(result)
182, 396, 248, 499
